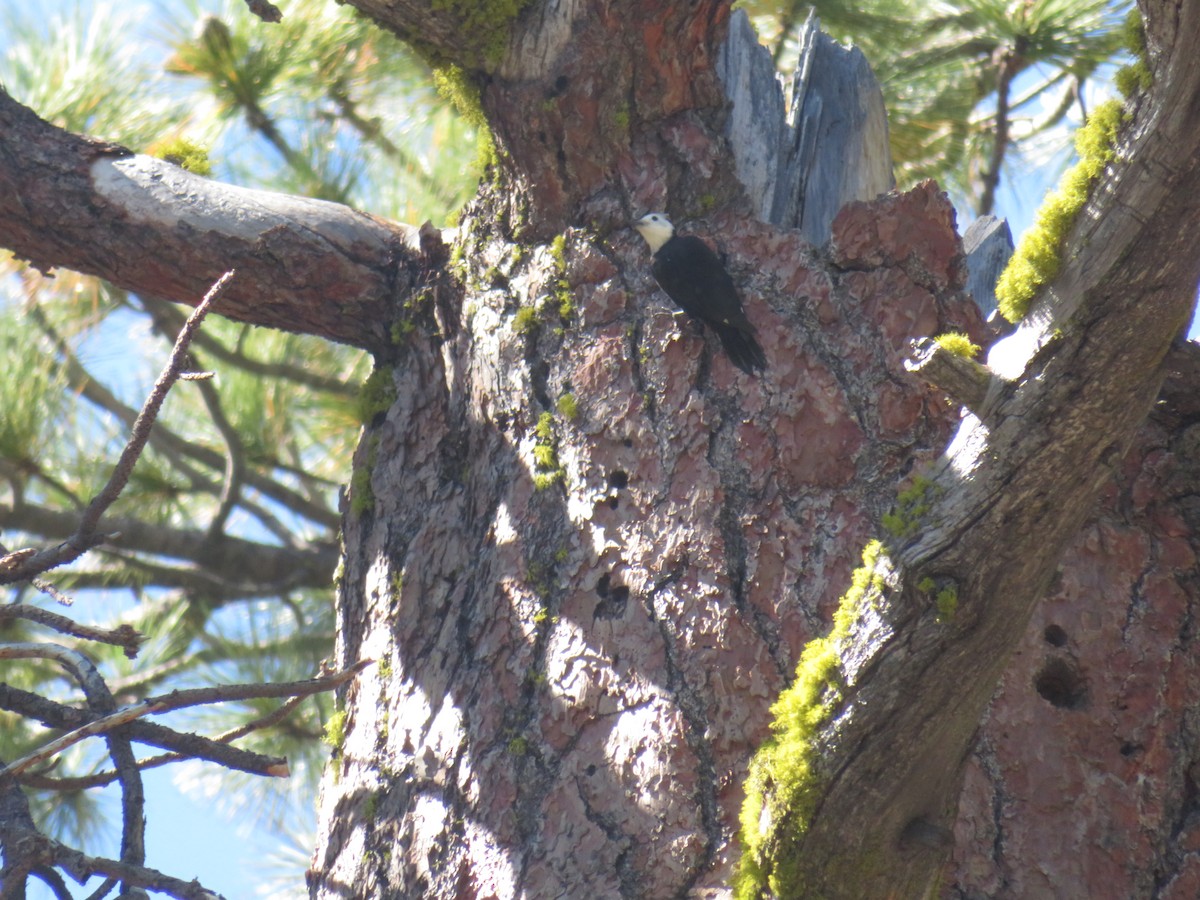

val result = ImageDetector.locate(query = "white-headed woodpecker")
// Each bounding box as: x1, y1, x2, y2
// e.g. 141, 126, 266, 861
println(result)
633, 213, 767, 376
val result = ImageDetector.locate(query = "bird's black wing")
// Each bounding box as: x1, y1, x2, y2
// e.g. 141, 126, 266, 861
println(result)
651, 235, 744, 324
651, 235, 766, 374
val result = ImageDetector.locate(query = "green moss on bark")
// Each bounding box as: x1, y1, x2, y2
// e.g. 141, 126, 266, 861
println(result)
735, 541, 890, 899
995, 100, 1126, 322
933, 332, 980, 359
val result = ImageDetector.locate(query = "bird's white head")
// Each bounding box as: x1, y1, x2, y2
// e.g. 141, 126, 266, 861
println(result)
633, 213, 675, 253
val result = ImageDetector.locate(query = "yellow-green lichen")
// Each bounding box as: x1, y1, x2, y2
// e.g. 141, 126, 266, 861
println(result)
555, 294, 573, 323
882, 475, 938, 540
323, 708, 348, 753
356, 367, 397, 424
936, 585, 959, 622
449, 242, 468, 281
1115, 9, 1152, 98
514, 304, 539, 336
532, 411, 564, 489
391, 318, 417, 342
349, 434, 381, 517
349, 464, 374, 517
507, 735, 529, 755
933, 332, 981, 359
550, 233, 575, 319
550, 234, 568, 264
556, 392, 578, 421
734, 541, 889, 899
146, 136, 212, 176
428, 0, 531, 67
918, 576, 959, 622
392, 290, 434, 343
995, 99, 1127, 323
433, 63, 497, 168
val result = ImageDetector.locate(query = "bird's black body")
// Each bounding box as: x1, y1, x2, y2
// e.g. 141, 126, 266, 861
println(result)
634, 215, 767, 375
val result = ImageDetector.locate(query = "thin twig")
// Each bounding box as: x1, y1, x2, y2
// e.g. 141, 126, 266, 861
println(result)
0, 660, 370, 780
0, 827, 226, 900
0, 543, 74, 606
0, 605, 143, 656
142, 296, 357, 397
18, 692, 314, 791
1, 704, 154, 779
82, 876, 117, 900
0, 682, 289, 779
0, 272, 236, 586
0, 642, 146, 870
0, 503, 338, 594
23, 281, 339, 529
140, 658, 371, 716
193, 375, 245, 540
79, 272, 235, 536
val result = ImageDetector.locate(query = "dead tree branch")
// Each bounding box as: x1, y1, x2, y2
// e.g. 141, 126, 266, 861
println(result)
0, 273, 235, 586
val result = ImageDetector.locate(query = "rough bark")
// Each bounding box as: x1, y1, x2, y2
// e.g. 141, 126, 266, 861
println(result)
307, 3, 984, 896
951, 345, 1200, 897
3, 0, 1200, 898
745, 0, 1200, 893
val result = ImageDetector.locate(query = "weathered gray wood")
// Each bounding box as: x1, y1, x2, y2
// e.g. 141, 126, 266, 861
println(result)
719, 9, 894, 245
716, 10, 787, 224
962, 214, 1013, 317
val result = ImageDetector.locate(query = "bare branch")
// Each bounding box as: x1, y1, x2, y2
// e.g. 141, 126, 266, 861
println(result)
0, 88, 444, 354
84, 273, 234, 533
0, 827, 226, 900
1, 704, 159, 780
139, 659, 371, 717
0, 683, 290, 779
0, 605, 143, 657
0, 644, 146, 870
0, 661, 370, 782
141, 297, 357, 398
903, 336, 1000, 415
18, 693, 313, 792
0, 274, 234, 586
191, 375, 246, 540
0, 543, 69, 604
25, 301, 339, 530
0, 502, 337, 593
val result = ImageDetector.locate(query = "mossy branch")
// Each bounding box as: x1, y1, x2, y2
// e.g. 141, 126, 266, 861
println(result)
904, 336, 999, 417
735, 542, 890, 899
994, 100, 1126, 323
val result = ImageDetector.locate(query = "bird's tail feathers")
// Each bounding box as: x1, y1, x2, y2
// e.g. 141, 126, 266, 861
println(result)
713, 324, 767, 376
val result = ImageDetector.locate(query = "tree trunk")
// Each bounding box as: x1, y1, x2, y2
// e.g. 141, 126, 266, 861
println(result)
305, 4, 965, 897
306, 1, 1200, 896
3, 0, 1199, 897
